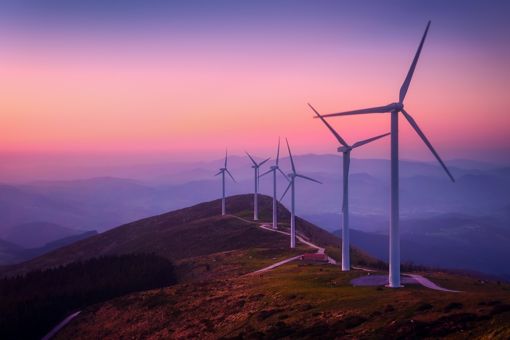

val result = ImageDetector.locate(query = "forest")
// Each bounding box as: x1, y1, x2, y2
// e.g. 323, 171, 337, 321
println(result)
0, 253, 177, 339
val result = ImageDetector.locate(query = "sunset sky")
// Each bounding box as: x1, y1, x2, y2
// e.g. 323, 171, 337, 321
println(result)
1, 0, 509, 164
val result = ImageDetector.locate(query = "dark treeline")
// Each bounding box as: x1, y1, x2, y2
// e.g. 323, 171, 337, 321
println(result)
0, 253, 177, 340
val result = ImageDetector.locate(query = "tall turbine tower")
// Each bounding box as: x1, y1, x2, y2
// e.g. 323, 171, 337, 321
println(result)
309, 104, 389, 271
260, 138, 289, 229
246, 152, 270, 220
281, 139, 321, 248
215, 150, 236, 216
317, 21, 454, 287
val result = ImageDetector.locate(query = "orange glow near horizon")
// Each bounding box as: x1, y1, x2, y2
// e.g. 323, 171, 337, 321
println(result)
1, 22, 509, 163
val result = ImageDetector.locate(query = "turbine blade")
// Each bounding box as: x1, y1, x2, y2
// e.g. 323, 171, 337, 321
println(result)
280, 181, 292, 201
308, 103, 349, 147
277, 167, 289, 181
286, 138, 296, 174
399, 21, 431, 103
245, 151, 257, 166
258, 157, 270, 167
295, 173, 322, 184
318, 104, 394, 118
224, 149, 228, 168
351, 132, 391, 149
276, 137, 281, 166
259, 169, 273, 178
225, 169, 236, 182
401, 109, 455, 182
214, 170, 222, 176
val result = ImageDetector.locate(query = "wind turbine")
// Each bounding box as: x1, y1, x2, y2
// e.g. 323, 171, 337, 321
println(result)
260, 138, 289, 230
280, 138, 321, 248
317, 21, 454, 287
246, 152, 270, 220
309, 103, 390, 271
215, 150, 236, 216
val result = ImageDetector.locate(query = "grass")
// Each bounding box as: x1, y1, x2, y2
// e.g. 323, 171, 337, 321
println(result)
14, 194, 508, 339
57, 256, 510, 339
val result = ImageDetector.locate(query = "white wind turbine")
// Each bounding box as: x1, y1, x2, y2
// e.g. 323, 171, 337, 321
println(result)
215, 150, 236, 216
259, 138, 289, 230
280, 138, 321, 248
246, 152, 270, 220
317, 21, 454, 287
309, 103, 389, 271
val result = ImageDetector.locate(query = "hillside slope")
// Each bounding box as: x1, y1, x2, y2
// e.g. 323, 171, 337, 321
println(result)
0, 194, 373, 278
57, 256, 510, 339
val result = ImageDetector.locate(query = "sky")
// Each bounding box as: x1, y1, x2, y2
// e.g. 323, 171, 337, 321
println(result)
0, 0, 509, 168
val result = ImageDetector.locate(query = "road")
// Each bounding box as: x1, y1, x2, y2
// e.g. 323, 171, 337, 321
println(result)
234, 215, 460, 292
42, 311, 81, 340
353, 266, 460, 292
229, 215, 337, 273
404, 273, 461, 292
43, 214, 459, 338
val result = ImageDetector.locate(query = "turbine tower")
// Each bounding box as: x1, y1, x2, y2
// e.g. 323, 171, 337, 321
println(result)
317, 21, 454, 287
281, 138, 321, 248
215, 150, 236, 216
246, 152, 270, 220
309, 103, 389, 271
260, 138, 289, 229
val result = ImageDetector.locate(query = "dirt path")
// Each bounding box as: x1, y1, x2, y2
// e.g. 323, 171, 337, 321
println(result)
404, 273, 461, 292
42, 311, 81, 340
233, 216, 460, 292
229, 215, 337, 274
352, 266, 461, 292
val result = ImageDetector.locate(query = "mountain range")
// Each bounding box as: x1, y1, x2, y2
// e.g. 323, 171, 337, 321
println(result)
0, 155, 508, 278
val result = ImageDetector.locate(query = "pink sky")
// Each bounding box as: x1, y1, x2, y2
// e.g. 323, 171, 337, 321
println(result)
1, 5, 509, 164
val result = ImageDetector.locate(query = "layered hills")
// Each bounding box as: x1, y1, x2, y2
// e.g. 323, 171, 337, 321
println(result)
2, 194, 509, 339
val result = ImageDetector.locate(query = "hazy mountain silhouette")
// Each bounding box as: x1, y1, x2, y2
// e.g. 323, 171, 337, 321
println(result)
326, 213, 510, 280
0, 231, 97, 265
2, 222, 80, 248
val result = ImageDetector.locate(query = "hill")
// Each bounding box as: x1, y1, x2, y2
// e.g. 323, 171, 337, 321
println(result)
0, 230, 97, 266
2, 221, 82, 248
2, 194, 509, 339
0, 194, 374, 279
0, 238, 27, 264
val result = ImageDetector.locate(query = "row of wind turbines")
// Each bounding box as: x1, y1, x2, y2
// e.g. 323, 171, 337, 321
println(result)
216, 21, 454, 288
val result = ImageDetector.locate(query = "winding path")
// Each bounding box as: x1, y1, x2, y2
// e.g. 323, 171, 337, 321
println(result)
234, 215, 459, 292
43, 213, 460, 339
228, 215, 337, 274
404, 273, 460, 293
42, 311, 81, 340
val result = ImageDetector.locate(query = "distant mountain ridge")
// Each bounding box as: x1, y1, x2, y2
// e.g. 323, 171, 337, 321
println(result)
1, 156, 509, 235
0, 231, 97, 266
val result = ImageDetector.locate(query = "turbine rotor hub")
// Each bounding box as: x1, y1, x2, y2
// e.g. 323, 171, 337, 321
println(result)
392, 102, 404, 111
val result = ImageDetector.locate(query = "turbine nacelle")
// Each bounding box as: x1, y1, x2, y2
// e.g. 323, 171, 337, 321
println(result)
337, 146, 352, 153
